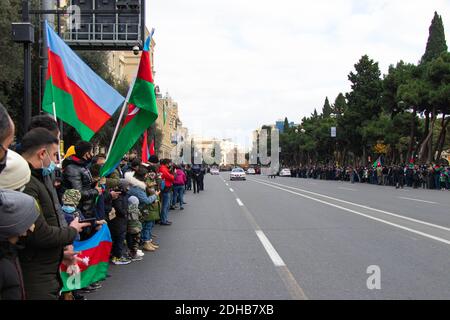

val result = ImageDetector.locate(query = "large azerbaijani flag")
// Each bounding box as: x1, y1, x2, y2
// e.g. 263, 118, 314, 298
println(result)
60, 225, 112, 292
42, 21, 124, 141
100, 34, 158, 176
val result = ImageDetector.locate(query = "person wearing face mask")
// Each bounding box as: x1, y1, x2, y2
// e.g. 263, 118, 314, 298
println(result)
26, 115, 68, 228
0, 103, 15, 175
62, 141, 100, 219
18, 128, 88, 299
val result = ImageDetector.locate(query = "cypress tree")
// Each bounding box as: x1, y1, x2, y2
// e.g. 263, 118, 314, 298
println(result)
421, 12, 448, 63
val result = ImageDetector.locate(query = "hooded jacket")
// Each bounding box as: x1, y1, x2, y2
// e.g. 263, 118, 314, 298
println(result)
125, 171, 159, 222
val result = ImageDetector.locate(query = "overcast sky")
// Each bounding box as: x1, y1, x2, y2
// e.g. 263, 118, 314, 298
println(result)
146, 0, 450, 145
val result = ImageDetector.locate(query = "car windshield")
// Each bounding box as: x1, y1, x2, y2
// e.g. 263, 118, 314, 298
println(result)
232, 168, 244, 172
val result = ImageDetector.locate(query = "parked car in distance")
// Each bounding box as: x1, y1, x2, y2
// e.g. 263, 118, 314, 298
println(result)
246, 167, 256, 175
210, 167, 220, 175
230, 167, 246, 181
279, 168, 291, 177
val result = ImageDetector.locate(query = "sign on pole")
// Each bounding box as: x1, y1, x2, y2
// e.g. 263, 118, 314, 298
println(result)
331, 127, 337, 138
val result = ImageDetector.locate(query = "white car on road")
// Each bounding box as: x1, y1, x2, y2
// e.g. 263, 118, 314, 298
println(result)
230, 167, 246, 181
246, 168, 256, 175
210, 167, 220, 175
279, 168, 291, 177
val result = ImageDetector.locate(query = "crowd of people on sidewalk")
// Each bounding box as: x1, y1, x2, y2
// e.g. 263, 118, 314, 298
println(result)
286, 164, 450, 190
0, 103, 207, 300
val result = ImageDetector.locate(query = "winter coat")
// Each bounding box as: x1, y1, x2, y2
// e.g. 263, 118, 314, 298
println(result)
173, 169, 187, 186
125, 172, 159, 222
0, 242, 25, 300
158, 164, 175, 189
62, 156, 99, 218
108, 192, 129, 237
21, 166, 78, 300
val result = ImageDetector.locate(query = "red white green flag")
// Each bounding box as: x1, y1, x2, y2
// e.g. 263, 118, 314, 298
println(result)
59, 225, 112, 292
43, 21, 124, 141
100, 34, 158, 176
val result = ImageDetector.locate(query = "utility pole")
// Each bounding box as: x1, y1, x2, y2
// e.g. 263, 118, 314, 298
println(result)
22, 0, 33, 135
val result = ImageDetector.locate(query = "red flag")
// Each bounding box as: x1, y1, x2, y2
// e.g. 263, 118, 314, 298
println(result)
141, 131, 149, 163
150, 138, 155, 156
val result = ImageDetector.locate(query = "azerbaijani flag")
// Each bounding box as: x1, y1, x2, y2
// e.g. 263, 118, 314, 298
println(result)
150, 138, 155, 156
373, 157, 382, 168
141, 130, 150, 163
100, 34, 158, 176
42, 21, 124, 141
60, 225, 112, 292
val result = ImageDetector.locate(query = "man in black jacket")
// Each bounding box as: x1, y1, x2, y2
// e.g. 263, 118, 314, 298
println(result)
20, 128, 88, 299
63, 141, 100, 219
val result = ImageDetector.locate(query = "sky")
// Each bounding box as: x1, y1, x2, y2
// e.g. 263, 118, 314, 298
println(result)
146, 0, 450, 146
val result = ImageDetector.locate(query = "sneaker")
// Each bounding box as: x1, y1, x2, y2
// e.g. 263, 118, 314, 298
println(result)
136, 249, 145, 257
130, 254, 143, 261
111, 256, 132, 265
180, 207, 184, 210
89, 282, 102, 290
72, 291, 87, 300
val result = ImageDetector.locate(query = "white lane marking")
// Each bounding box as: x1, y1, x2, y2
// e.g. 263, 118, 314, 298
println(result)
229, 188, 234, 192
236, 198, 244, 206
255, 230, 286, 267
250, 179, 450, 246
225, 183, 229, 186
338, 187, 358, 191
250, 178, 450, 233
398, 197, 438, 204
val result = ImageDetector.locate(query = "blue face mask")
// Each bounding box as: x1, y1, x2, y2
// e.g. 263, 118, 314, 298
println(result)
42, 150, 56, 176
62, 205, 76, 214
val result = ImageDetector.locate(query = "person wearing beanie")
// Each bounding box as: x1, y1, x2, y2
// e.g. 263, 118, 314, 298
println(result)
126, 196, 144, 261
0, 149, 30, 191
0, 190, 39, 300
61, 189, 84, 226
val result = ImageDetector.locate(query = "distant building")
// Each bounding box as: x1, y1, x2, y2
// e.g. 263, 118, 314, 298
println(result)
275, 120, 296, 133
156, 93, 187, 160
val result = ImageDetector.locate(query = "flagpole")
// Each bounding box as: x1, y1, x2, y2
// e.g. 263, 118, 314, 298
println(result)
52, 100, 63, 166
105, 76, 136, 161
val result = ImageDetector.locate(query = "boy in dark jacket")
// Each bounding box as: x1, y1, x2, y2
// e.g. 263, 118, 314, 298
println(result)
109, 180, 132, 265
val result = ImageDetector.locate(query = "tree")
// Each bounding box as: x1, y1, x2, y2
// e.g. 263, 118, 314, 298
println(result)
416, 11, 448, 163
283, 117, 290, 132
427, 52, 450, 162
421, 12, 448, 64
322, 97, 332, 118
341, 55, 382, 164
333, 93, 347, 116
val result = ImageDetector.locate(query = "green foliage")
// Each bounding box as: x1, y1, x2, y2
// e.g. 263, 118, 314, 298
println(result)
421, 12, 448, 64
322, 97, 332, 118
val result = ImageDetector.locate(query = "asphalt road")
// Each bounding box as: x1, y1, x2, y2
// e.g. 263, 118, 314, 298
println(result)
90, 174, 450, 300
